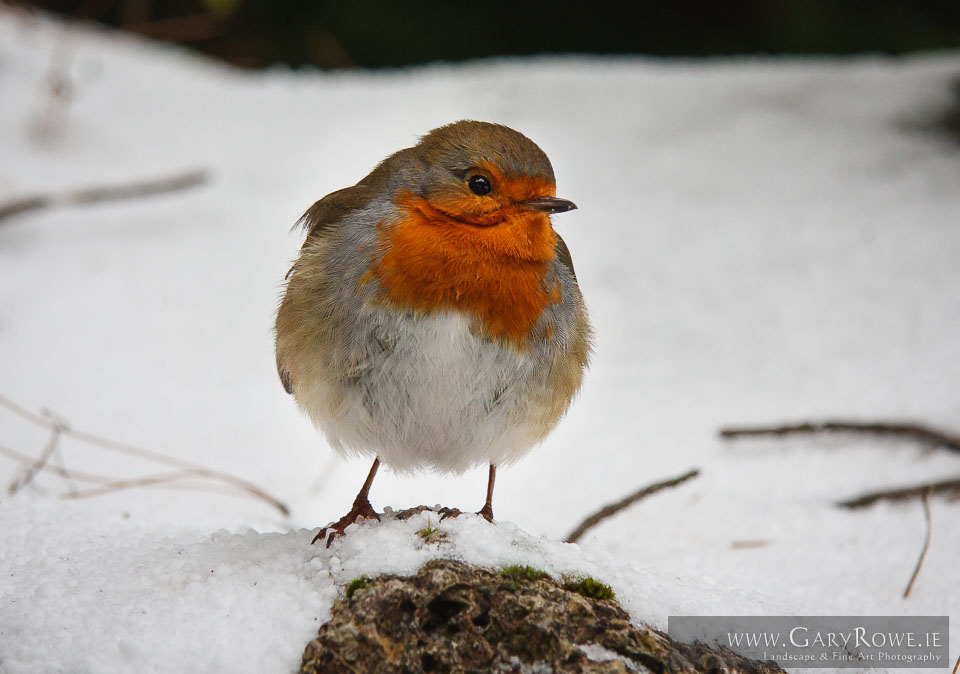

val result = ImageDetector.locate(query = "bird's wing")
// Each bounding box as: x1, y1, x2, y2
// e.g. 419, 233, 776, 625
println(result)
278, 183, 376, 394
277, 357, 294, 394
554, 233, 578, 282
283, 184, 372, 281
296, 184, 372, 241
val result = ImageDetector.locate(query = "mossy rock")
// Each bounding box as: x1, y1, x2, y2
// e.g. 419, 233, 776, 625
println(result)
300, 558, 784, 674
499, 564, 550, 590
344, 575, 368, 600
563, 575, 616, 601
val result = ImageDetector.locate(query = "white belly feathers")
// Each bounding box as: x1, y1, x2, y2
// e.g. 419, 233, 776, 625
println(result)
295, 309, 546, 473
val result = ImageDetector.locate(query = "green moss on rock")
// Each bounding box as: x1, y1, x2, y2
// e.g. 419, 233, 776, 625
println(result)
499, 564, 550, 590
345, 575, 367, 599
300, 557, 785, 674
563, 576, 616, 601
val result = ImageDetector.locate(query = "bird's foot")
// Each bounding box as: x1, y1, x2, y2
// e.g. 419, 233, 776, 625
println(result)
477, 503, 494, 523
312, 497, 380, 547
437, 505, 494, 523
437, 506, 461, 521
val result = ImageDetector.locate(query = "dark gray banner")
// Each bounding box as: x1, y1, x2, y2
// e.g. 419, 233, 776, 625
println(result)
668, 616, 949, 668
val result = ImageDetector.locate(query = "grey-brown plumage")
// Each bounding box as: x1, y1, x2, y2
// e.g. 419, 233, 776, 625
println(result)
275, 121, 591, 543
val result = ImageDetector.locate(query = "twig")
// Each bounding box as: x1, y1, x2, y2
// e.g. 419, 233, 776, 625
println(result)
63, 470, 264, 500
838, 477, 960, 509
565, 469, 700, 544
0, 441, 267, 500
719, 420, 960, 454
3, 393, 208, 470
0, 393, 289, 516
952, 652, 959, 674
0, 169, 209, 223
902, 489, 932, 599
1, 437, 289, 515
61, 429, 290, 515
0, 441, 119, 485
52, 445, 77, 493
49, 433, 80, 495
8, 421, 64, 495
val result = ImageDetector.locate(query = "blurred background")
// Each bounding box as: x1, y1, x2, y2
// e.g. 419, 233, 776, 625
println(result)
3, 3, 960, 669
11, 0, 960, 69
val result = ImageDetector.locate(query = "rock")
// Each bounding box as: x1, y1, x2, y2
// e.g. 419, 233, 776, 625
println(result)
300, 558, 784, 674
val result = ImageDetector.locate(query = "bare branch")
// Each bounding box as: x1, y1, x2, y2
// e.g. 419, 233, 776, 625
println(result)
838, 477, 960, 509
61, 429, 291, 516
0, 169, 209, 223
565, 469, 700, 544
719, 420, 960, 454
0, 392, 289, 516
1, 441, 279, 503
1, 440, 131, 485
902, 489, 932, 599
50, 438, 80, 495
8, 422, 63, 495
64, 470, 259, 500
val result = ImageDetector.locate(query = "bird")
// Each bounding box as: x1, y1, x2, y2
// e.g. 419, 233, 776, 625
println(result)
275, 120, 591, 546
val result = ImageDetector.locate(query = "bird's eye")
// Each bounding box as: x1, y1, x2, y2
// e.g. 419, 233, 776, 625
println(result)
468, 175, 492, 196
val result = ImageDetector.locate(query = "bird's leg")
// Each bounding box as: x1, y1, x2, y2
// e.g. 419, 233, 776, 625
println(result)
312, 457, 381, 547
439, 464, 496, 522
477, 463, 495, 522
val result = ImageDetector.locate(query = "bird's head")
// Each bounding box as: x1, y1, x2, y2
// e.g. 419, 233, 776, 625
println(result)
407, 120, 577, 226
377, 121, 575, 261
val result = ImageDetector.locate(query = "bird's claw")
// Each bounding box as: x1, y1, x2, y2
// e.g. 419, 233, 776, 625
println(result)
311, 498, 380, 547
437, 505, 493, 523
438, 506, 462, 521
477, 503, 494, 523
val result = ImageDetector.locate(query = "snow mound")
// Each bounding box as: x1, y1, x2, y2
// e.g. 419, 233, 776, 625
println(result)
1, 506, 778, 674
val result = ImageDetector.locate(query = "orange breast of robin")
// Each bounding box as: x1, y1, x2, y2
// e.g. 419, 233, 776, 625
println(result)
372, 174, 560, 347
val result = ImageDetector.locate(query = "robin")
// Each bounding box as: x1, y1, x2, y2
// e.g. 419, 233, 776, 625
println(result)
275, 120, 591, 546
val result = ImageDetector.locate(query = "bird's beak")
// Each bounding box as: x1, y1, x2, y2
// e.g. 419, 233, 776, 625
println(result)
522, 196, 578, 214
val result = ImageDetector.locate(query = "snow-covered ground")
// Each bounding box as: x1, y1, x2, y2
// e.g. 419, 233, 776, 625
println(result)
2, 8, 959, 673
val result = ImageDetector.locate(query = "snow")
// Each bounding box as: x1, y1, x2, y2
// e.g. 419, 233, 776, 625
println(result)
2, 7, 960, 673
579, 642, 651, 672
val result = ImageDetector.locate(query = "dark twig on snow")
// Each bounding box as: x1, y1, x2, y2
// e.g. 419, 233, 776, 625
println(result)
902, 489, 932, 599
719, 420, 960, 454
0, 168, 209, 223
565, 469, 700, 544
0, 392, 289, 516
838, 477, 960, 509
